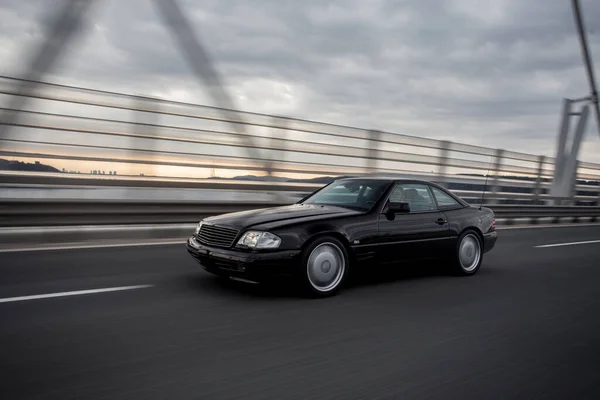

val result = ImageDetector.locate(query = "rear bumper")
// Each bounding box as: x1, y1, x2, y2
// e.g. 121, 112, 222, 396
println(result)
483, 231, 498, 253
186, 236, 301, 281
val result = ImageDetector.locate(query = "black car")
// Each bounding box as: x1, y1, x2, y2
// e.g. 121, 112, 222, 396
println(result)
186, 177, 497, 297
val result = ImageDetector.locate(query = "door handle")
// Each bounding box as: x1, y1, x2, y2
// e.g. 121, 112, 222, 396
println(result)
436, 218, 447, 225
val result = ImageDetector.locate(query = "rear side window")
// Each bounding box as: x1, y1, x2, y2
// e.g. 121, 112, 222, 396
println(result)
431, 187, 461, 208
390, 183, 436, 212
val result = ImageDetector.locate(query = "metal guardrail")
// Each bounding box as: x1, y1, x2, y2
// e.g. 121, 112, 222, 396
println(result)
1, 199, 598, 228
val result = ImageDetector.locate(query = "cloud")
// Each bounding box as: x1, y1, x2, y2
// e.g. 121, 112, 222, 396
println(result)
1, 0, 600, 170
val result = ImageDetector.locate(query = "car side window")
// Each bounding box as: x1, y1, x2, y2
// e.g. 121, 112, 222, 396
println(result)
389, 183, 436, 212
389, 185, 406, 203
431, 187, 461, 208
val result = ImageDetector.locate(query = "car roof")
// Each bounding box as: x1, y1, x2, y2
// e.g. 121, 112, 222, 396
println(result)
336, 175, 433, 184
333, 175, 469, 206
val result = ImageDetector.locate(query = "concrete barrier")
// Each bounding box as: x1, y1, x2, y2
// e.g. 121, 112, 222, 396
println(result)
0, 223, 196, 246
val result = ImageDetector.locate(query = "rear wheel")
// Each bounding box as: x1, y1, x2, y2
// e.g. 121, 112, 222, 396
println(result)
452, 230, 483, 276
300, 236, 349, 297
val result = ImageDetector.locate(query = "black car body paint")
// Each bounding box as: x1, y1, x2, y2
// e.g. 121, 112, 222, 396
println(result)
186, 177, 498, 283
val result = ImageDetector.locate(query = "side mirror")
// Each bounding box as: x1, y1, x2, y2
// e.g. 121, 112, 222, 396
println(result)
388, 201, 410, 213
384, 201, 410, 219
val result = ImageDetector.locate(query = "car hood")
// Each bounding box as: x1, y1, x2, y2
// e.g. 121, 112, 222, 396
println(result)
203, 203, 361, 230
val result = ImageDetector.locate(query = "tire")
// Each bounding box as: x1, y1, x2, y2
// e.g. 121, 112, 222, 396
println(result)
452, 229, 483, 276
299, 236, 349, 298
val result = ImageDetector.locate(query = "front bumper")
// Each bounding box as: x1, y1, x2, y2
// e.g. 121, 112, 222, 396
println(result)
483, 231, 498, 253
186, 236, 301, 281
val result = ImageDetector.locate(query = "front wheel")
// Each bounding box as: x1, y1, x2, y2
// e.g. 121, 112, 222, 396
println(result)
300, 236, 349, 297
452, 230, 483, 276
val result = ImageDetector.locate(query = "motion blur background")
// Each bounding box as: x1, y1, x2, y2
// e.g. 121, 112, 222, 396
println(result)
1, 0, 600, 232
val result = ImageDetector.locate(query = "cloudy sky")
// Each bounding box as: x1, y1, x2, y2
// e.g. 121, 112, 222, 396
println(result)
1, 0, 600, 177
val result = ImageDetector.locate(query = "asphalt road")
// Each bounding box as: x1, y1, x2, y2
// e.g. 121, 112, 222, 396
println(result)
1, 226, 600, 400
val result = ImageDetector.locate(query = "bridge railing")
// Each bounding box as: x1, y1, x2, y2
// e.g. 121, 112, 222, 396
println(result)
1, 75, 600, 207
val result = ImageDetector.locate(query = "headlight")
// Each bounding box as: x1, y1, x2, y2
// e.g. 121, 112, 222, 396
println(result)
194, 221, 203, 235
236, 231, 281, 249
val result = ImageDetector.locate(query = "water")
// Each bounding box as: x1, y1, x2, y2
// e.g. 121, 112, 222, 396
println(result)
0, 186, 307, 202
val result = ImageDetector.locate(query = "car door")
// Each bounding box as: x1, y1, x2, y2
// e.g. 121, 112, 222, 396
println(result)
377, 182, 451, 265
429, 185, 467, 254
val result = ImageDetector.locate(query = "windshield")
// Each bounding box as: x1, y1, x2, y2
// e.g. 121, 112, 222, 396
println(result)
301, 179, 391, 211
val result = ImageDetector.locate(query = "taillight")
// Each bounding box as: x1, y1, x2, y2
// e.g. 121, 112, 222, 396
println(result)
491, 217, 496, 231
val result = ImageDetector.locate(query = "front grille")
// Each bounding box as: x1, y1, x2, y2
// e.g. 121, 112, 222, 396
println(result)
196, 224, 239, 248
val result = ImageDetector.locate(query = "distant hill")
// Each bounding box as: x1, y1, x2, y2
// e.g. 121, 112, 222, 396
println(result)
224, 174, 289, 182
219, 174, 600, 200
0, 158, 61, 173
208, 174, 348, 184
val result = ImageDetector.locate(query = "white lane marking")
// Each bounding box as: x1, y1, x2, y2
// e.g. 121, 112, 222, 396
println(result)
0, 240, 186, 253
497, 222, 600, 230
0, 284, 154, 304
535, 239, 600, 248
